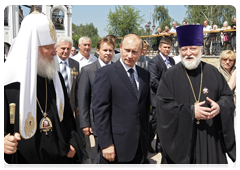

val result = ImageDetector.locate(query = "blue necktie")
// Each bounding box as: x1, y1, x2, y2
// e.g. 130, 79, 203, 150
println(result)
60, 61, 69, 96
165, 59, 172, 69
128, 68, 139, 99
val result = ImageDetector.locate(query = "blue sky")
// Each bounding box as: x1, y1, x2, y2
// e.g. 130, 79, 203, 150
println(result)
21, 5, 187, 38
71, 5, 187, 37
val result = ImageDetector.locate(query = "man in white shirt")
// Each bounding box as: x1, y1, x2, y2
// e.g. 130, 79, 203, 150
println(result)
203, 20, 212, 55
72, 36, 97, 72
170, 21, 179, 56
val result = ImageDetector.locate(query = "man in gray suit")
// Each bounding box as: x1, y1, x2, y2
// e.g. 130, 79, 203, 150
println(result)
56, 35, 90, 163
136, 40, 151, 70
78, 36, 115, 163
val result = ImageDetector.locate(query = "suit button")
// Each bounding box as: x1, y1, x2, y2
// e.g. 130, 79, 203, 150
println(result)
137, 128, 140, 132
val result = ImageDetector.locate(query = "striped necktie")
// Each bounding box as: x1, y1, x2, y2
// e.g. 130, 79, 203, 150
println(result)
128, 68, 139, 99
60, 61, 69, 96
165, 58, 172, 69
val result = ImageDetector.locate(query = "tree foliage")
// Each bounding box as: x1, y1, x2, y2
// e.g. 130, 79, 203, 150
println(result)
105, 5, 146, 38
152, 5, 173, 31
72, 23, 101, 48
184, 5, 236, 27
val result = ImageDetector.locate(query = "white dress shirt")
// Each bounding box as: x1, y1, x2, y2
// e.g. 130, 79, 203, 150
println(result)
160, 52, 172, 69
72, 52, 97, 72
120, 58, 139, 90
203, 25, 212, 38
57, 56, 71, 80
170, 26, 178, 37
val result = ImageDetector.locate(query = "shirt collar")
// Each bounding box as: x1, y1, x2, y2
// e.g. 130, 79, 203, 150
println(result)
159, 52, 169, 61
120, 58, 137, 73
98, 58, 111, 67
78, 52, 95, 61
57, 55, 69, 66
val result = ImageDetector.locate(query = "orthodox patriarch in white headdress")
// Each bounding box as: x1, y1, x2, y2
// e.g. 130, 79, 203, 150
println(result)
4, 12, 82, 164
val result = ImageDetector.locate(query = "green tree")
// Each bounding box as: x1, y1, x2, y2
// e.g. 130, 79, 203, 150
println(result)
152, 5, 173, 31
184, 5, 236, 27
72, 23, 101, 48
105, 5, 145, 38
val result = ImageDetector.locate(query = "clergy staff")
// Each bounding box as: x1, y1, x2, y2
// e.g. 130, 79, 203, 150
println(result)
4, 13, 82, 163
156, 25, 236, 164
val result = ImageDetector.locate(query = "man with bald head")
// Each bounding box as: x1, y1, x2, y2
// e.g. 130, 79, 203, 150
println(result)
92, 34, 150, 164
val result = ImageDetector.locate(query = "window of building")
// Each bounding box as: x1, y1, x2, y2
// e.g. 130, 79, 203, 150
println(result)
52, 9, 64, 30
4, 6, 9, 26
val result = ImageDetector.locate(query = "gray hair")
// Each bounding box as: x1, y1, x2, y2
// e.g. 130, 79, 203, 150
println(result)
78, 36, 92, 45
56, 35, 73, 48
223, 21, 228, 26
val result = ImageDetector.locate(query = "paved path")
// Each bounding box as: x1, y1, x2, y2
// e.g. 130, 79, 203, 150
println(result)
89, 135, 162, 164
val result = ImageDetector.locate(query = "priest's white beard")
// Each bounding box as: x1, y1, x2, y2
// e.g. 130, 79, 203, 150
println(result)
37, 52, 56, 79
181, 52, 202, 70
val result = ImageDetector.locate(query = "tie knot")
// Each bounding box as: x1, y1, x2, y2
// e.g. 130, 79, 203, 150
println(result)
128, 68, 134, 74
61, 61, 66, 64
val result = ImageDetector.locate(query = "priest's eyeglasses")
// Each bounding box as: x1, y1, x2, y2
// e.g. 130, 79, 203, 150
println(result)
221, 58, 234, 63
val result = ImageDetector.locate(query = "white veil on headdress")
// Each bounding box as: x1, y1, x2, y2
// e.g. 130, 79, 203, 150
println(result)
4, 13, 64, 139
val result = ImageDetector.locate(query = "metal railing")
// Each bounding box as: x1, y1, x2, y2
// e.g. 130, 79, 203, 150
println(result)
118, 29, 236, 57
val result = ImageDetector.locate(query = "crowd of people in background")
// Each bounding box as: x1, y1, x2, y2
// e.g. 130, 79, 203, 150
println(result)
151, 17, 236, 56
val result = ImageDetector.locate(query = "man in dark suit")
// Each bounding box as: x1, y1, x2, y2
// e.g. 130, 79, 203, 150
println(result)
148, 38, 175, 153
92, 34, 150, 164
78, 36, 115, 163
56, 35, 90, 163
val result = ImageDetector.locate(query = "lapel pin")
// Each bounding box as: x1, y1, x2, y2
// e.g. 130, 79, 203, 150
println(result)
203, 87, 208, 94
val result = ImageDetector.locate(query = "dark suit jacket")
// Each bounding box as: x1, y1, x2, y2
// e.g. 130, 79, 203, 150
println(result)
92, 60, 150, 162
78, 60, 101, 135
148, 53, 175, 107
68, 58, 80, 113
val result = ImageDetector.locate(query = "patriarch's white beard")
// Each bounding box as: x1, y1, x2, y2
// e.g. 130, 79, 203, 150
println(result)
37, 52, 56, 79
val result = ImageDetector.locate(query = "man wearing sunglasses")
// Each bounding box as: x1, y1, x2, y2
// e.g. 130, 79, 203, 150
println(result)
71, 46, 77, 57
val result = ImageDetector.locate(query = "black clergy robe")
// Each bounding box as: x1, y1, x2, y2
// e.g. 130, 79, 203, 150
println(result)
4, 73, 83, 164
156, 61, 236, 164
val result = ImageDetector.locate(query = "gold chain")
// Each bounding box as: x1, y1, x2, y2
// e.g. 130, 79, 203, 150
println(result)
183, 63, 203, 124
36, 78, 47, 116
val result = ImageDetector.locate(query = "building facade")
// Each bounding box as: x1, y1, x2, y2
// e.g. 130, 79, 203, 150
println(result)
4, 5, 73, 57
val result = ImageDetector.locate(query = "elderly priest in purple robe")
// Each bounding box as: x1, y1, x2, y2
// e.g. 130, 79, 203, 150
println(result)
156, 25, 236, 164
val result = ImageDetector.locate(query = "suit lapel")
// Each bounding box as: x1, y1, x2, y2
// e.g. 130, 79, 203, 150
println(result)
115, 60, 137, 100
157, 54, 167, 71
93, 60, 101, 74
68, 58, 73, 91
136, 65, 144, 101
169, 57, 175, 66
